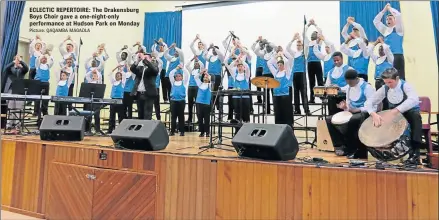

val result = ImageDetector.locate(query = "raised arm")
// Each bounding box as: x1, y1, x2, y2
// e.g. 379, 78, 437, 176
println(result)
107, 69, 116, 84
243, 62, 250, 81
156, 57, 164, 73
59, 41, 67, 56
183, 68, 190, 86
383, 43, 394, 64
67, 71, 76, 87
169, 68, 177, 85
84, 57, 92, 70
340, 43, 355, 57
389, 7, 403, 35
164, 47, 173, 61
358, 39, 370, 58
351, 22, 368, 40
190, 37, 198, 55
85, 71, 93, 83
373, 7, 388, 36
216, 49, 225, 62
367, 44, 378, 63
194, 72, 203, 87
47, 56, 54, 68
341, 23, 350, 41
175, 47, 185, 64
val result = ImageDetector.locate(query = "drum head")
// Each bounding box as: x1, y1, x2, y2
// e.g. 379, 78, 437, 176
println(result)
359, 110, 408, 148
331, 111, 353, 125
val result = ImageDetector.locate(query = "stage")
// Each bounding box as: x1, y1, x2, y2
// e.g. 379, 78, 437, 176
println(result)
1, 134, 438, 220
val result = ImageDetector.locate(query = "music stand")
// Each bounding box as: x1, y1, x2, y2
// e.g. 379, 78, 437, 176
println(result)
79, 83, 106, 135
10, 79, 41, 134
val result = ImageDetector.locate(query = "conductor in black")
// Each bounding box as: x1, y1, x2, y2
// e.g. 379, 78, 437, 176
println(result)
130, 53, 159, 120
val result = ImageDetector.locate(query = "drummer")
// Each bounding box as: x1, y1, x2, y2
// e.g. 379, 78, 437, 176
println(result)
325, 52, 354, 115
365, 68, 422, 165
325, 69, 376, 158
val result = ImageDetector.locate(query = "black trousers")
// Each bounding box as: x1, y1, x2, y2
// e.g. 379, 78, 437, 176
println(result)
68, 83, 74, 111
227, 87, 234, 120
29, 68, 37, 80
233, 98, 250, 122
211, 74, 222, 110
197, 103, 211, 134
293, 72, 309, 112
327, 95, 346, 116
358, 74, 368, 82
274, 95, 292, 128
188, 86, 198, 122
255, 67, 263, 103
170, 100, 185, 133
325, 112, 369, 156
374, 79, 388, 110
136, 92, 154, 120
393, 54, 405, 80
123, 92, 134, 119
108, 99, 125, 133
83, 104, 101, 132
35, 82, 49, 116
307, 61, 324, 101
160, 70, 171, 101
403, 109, 423, 150
54, 103, 67, 115
262, 74, 273, 113
153, 88, 161, 120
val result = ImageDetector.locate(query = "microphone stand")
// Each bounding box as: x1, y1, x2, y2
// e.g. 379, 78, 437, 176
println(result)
198, 33, 235, 154
75, 38, 83, 97
299, 16, 316, 147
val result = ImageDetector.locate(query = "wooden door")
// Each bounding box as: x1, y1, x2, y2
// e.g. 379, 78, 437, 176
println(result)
92, 169, 157, 220
46, 162, 94, 220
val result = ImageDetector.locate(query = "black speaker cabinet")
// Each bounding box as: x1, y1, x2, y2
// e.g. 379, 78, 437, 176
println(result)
232, 123, 299, 161
110, 119, 169, 151
40, 115, 85, 141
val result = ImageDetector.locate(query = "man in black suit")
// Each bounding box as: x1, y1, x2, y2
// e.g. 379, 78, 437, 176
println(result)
130, 52, 159, 120
3, 55, 29, 130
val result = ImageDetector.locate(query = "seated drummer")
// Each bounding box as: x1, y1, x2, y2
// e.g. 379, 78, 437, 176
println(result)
326, 69, 376, 159
366, 68, 422, 164
325, 52, 354, 115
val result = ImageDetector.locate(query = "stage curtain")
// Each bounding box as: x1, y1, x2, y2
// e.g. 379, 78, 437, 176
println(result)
143, 11, 182, 52
431, 1, 438, 67
339, 1, 401, 43
1, 1, 26, 92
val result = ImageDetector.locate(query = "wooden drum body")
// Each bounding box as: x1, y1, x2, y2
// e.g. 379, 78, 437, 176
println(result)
358, 110, 412, 161
331, 111, 353, 134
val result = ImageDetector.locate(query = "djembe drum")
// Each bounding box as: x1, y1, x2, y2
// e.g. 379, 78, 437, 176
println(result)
331, 111, 353, 134
358, 110, 411, 161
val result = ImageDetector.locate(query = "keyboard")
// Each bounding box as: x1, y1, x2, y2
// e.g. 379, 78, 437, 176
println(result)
1, 93, 52, 101
51, 96, 123, 105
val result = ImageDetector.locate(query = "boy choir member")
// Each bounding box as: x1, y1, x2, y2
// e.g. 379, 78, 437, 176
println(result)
4, 56, 29, 132
251, 37, 270, 104
254, 37, 277, 113
151, 53, 164, 121
340, 33, 370, 82
84, 69, 103, 133
205, 44, 226, 112
107, 68, 126, 134
368, 37, 394, 90
84, 54, 103, 82
267, 52, 293, 128
227, 60, 235, 122
313, 35, 336, 82
130, 53, 160, 120
168, 65, 190, 136
116, 46, 135, 119
164, 43, 185, 103
59, 36, 79, 110
185, 57, 205, 123
194, 69, 212, 137
285, 33, 310, 115
304, 19, 323, 103
224, 55, 251, 125
34, 54, 54, 117
130, 42, 147, 63
325, 70, 376, 158
366, 68, 422, 164
374, 3, 405, 80
95, 43, 110, 81
325, 52, 354, 115
151, 38, 169, 102
341, 17, 368, 66
54, 69, 75, 115
190, 34, 207, 66
29, 35, 46, 80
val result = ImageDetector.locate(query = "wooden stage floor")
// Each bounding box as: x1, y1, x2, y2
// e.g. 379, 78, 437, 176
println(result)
1, 134, 438, 220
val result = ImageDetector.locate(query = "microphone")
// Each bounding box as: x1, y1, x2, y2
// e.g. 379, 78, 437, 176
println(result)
229, 31, 239, 39
80, 37, 83, 45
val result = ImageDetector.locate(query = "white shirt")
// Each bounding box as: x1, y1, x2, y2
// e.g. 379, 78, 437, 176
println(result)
137, 65, 147, 92
346, 79, 376, 112
324, 64, 352, 92
373, 7, 404, 37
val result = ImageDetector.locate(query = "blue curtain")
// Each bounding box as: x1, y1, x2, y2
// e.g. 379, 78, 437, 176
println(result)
143, 11, 182, 53
339, 1, 401, 43
1, 1, 26, 91
431, 1, 438, 66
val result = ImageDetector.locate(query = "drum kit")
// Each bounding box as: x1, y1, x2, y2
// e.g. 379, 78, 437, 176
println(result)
358, 110, 412, 161
250, 76, 280, 123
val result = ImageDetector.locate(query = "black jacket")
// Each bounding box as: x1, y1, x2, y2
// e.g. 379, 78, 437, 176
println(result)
130, 59, 159, 97
2, 61, 29, 93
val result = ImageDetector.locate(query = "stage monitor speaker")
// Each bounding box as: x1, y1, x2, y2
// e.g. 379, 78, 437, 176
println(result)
39, 115, 85, 141
110, 119, 169, 151
231, 123, 299, 161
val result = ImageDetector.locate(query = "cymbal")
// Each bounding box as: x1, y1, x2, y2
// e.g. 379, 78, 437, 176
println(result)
358, 110, 408, 148
251, 76, 280, 89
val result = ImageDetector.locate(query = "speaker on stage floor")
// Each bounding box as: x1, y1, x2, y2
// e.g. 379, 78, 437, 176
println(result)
231, 123, 299, 161
110, 119, 169, 151
40, 115, 85, 141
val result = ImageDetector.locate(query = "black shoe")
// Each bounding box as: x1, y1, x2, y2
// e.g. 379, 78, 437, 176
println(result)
294, 110, 301, 115
169, 132, 175, 136
205, 133, 210, 137
180, 132, 184, 136
305, 111, 312, 116
254, 101, 262, 104
308, 99, 315, 104
199, 133, 204, 137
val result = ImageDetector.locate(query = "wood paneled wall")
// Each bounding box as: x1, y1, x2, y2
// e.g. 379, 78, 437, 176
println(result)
2, 139, 438, 220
